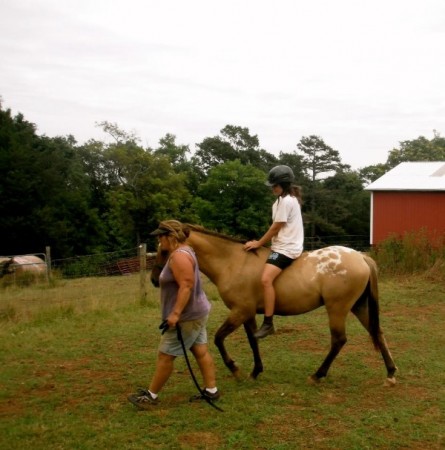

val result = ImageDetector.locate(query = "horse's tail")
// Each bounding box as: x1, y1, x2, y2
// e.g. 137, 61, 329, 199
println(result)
363, 254, 381, 351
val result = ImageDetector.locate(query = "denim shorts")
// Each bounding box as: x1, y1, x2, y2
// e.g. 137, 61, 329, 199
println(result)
266, 251, 295, 269
158, 315, 209, 357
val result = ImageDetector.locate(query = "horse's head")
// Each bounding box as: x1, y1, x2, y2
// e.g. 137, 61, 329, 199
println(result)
150, 245, 169, 287
0, 257, 13, 277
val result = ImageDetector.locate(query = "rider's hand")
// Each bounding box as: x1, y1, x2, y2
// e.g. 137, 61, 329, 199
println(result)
244, 240, 260, 251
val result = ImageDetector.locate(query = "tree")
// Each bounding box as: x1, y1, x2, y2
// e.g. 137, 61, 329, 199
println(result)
298, 135, 346, 181
277, 151, 306, 183
154, 133, 190, 169
359, 131, 445, 185
0, 107, 41, 254
359, 163, 388, 185
193, 125, 277, 175
193, 135, 237, 175
77, 139, 111, 214
96, 121, 140, 145
0, 104, 107, 257
386, 131, 445, 168
321, 171, 370, 237
154, 133, 201, 199
296, 135, 348, 241
193, 160, 271, 238
102, 142, 191, 248
32, 135, 107, 257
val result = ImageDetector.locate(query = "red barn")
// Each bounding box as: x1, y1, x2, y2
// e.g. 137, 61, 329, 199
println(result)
365, 162, 445, 246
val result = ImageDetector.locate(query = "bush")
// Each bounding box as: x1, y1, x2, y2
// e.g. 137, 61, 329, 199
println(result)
370, 229, 445, 279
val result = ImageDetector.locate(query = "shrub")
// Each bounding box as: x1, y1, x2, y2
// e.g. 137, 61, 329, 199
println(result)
370, 229, 445, 279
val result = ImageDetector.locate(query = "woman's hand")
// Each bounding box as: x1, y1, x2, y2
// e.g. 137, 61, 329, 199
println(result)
167, 310, 180, 328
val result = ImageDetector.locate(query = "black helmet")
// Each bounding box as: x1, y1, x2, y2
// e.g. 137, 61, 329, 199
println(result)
265, 165, 295, 186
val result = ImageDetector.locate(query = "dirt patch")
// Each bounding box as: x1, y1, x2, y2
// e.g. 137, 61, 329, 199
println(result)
177, 431, 222, 449
0, 398, 24, 417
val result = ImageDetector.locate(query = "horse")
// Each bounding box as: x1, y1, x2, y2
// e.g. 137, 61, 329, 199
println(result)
151, 224, 397, 385
0, 255, 47, 279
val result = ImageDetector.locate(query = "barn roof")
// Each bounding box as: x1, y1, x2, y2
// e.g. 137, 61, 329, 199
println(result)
365, 162, 445, 191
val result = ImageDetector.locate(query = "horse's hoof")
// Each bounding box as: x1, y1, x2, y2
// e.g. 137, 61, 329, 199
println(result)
250, 367, 263, 380
249, 371, 262, 380
384, 377, 396, 387
308, 375, 321, 385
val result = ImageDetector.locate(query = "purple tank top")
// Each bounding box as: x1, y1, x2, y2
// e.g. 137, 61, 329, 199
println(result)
159, 246, 211, 321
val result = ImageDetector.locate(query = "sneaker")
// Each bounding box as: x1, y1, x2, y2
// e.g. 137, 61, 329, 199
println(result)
127, 388, 159, 409
189, 389, 220, 402
254, 322, 275, 339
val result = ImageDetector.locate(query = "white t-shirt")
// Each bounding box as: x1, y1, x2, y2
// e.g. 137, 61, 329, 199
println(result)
271, 195, 304, 259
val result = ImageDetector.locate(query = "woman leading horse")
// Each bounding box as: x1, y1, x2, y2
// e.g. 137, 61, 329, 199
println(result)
151, 223, 397, 386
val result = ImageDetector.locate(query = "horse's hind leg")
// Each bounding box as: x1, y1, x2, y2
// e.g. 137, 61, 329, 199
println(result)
310, 315, 347, 383
243, 317, 263, 379
214, 312, 249, 379
351, 300, 397, 384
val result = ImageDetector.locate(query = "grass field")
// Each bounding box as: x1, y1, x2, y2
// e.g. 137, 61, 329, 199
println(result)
0, 273, 444, 449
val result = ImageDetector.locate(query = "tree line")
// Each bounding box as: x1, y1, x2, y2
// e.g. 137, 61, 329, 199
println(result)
1, 100, 444, 259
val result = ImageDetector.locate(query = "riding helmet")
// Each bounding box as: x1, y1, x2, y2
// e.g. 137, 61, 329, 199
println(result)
265, 165, 295, 186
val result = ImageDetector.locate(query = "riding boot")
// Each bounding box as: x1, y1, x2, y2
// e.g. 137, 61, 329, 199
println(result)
254, 316, 275, 339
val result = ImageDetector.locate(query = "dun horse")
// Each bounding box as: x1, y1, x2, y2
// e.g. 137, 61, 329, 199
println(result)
151, 224, 397, 385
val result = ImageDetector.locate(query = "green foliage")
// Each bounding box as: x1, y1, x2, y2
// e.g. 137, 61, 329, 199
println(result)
386, 131, 445, 169
359, 162, 389, 184
297, 135, 347, 181
83, 135, 192, 249
193, 160, 271, 237
0, 108, 106, 257
96, 120, 140, 144
154, 133, 191, 171
358, 131, 445, 187
54, 253, 111, 278
320, 171, 370, 236
0, 108, 42, 254
295, 135, 356, 240
193, 125, 277, 174
277, 150, 306, 183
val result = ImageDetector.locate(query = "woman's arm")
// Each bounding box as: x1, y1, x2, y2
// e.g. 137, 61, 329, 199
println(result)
166, 251, 195, 327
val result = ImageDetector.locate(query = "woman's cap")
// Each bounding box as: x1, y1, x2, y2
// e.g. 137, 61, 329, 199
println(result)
150, 220, 189, 240
150, 225, 171, 236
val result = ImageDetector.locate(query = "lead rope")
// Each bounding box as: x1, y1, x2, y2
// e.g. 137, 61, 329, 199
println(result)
175, 322, 223, 412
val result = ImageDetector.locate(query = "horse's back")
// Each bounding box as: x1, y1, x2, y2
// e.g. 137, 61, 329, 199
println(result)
12, 256, 47, 274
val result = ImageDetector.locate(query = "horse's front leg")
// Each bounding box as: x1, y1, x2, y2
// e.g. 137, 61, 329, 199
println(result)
243, 317, 263, 379
214, 312, 247, 379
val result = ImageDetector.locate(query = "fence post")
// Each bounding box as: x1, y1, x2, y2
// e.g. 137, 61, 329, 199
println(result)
45, 246, 52, 284
139, 244, 147, 305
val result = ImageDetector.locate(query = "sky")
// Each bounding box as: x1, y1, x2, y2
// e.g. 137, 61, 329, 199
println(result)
1, 0, 444, 170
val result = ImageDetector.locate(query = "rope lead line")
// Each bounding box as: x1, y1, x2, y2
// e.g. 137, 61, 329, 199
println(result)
176, 323, 224, 412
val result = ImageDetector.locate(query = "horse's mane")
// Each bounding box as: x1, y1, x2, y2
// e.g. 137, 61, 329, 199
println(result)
186, 224, 246, 244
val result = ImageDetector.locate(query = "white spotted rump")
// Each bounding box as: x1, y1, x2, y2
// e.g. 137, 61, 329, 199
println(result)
307, 246, 354, 276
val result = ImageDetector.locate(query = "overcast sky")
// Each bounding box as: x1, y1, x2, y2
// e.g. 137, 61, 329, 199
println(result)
1, 0, 444, 169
